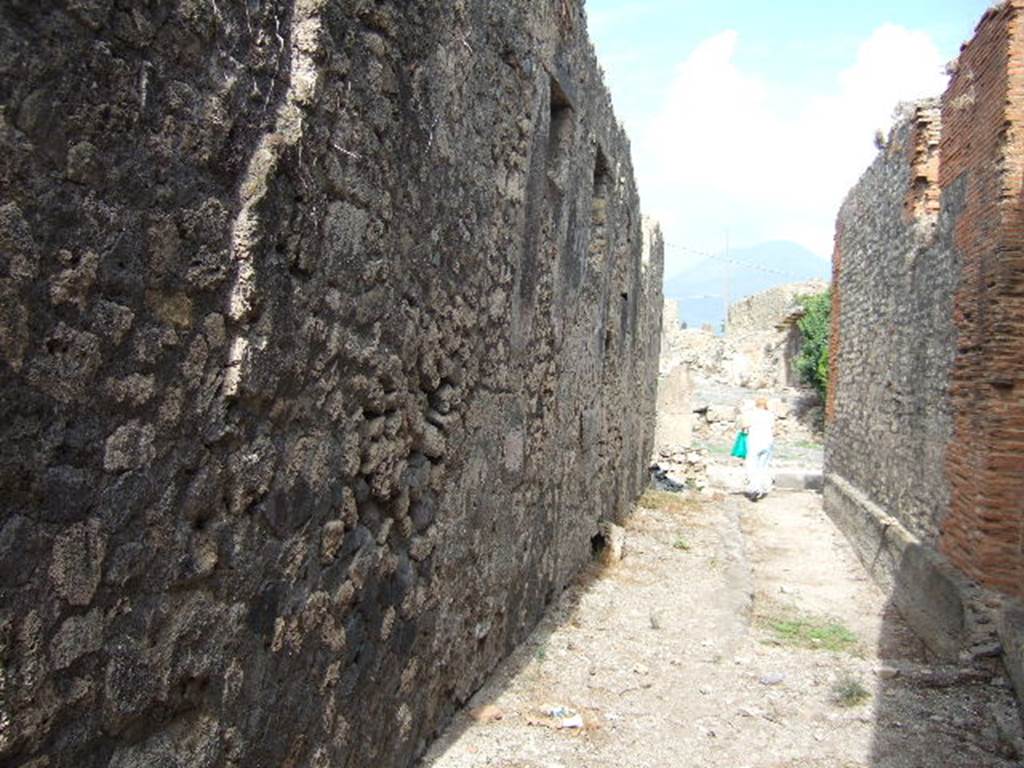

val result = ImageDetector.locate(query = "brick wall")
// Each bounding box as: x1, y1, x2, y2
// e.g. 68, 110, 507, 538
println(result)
939, 0, 1024, 598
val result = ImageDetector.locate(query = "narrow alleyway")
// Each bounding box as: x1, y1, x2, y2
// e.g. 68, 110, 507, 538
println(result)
421, 482, 1022, 767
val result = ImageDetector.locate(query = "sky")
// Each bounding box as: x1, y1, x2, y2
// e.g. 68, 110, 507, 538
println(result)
584, 0, 993, 277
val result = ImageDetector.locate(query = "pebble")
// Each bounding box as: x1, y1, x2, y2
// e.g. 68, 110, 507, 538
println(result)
559, 714, 584, 730
875, 665, 900, 679
971, 641, 1002, 658
759, 673, 785, 686
470, 705, 504, 724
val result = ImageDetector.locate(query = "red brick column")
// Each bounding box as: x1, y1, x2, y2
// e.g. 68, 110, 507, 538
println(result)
940, 1, 1024, 598
903, 104, 941, 224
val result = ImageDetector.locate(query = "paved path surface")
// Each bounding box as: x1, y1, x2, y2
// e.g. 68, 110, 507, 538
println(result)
421, 488, 1022, 768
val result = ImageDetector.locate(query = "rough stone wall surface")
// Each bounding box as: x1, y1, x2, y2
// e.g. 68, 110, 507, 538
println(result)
654, 363, 692, 451
826, 103, 956, 549
938, 0, 1024, 599
657, 298, 693, 375
663, 297, 683, 336
0, 2, 662, 767
826, 227, 842, 423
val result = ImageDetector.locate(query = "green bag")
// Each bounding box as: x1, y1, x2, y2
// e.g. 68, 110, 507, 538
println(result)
730, 431, 748, 459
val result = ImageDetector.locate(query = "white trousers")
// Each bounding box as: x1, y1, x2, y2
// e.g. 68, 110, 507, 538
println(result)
745, 445, 773, 495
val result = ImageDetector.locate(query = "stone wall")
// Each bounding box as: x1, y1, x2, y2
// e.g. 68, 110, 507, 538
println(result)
664, 282, 828, 392
826, 1, 1024, 669
0, 2, 662, 766
726, 281, 828, 391
658, 298, 694, 375
827, 102, 955, 551
725, 280, 827, 337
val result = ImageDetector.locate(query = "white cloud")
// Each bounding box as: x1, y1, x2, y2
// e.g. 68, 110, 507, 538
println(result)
636, 25, 948, 274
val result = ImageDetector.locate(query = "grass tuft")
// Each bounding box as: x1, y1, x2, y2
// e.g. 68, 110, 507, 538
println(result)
831, 674, 871, 707
672, 537, 691, 552
534, 642, 547, 663
759, 611, 859, 654
638, 489, 698, 514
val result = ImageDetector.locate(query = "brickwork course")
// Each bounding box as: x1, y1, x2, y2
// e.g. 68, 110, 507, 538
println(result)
826, 0, 1024, 672
939, 0, 1024, 599
0, 1, 662, 766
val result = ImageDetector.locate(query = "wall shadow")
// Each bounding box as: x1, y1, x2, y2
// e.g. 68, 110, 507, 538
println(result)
415, 556, 613, 765
868, 596, 1022, 767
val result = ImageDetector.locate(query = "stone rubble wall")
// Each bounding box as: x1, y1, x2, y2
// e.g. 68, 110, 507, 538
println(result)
0, 2, 662, 766
658, 301, 718, 377
826, 1, 1024, 673
661, 284, 826, 393
725, 280, 827, 337
826, 102, 955, 551
726, 281, 828, 392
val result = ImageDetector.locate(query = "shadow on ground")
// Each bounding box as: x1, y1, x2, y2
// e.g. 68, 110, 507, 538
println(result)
868, 596, 1022, 767
415, 558, 612, 765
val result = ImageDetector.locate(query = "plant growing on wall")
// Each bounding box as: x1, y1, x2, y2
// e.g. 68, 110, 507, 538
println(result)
794, 288, 831, 398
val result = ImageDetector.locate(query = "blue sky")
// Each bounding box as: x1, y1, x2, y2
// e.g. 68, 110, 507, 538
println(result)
585, 0, 992, 277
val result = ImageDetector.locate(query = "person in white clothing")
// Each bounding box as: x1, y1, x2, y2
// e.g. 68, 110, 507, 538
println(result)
740, 397, 775, 500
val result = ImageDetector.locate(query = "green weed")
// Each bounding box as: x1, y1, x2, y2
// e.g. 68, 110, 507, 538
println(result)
534, 642, 548, 662
759, 612, 859, 653
831, 674, 871, 707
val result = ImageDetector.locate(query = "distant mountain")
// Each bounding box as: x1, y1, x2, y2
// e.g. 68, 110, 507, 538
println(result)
664, 241, 830, 331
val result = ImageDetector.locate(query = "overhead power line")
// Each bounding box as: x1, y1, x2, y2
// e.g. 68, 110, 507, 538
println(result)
662, 241, 811, 280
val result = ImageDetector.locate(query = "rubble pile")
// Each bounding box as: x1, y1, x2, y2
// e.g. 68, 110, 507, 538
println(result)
650, 446, 711, 494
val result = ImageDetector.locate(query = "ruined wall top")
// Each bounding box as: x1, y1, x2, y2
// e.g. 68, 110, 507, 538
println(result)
725, 280, 828, 337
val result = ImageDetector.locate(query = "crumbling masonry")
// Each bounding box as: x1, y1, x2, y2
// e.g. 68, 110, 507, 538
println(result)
826, 1, 1024, 701
0, 2, 663, 766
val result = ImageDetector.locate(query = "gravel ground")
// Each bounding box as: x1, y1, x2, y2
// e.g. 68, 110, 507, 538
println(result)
420, 487, 1022, 768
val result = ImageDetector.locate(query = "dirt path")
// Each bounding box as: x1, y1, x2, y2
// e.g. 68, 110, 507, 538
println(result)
420, 488, 1022, 768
